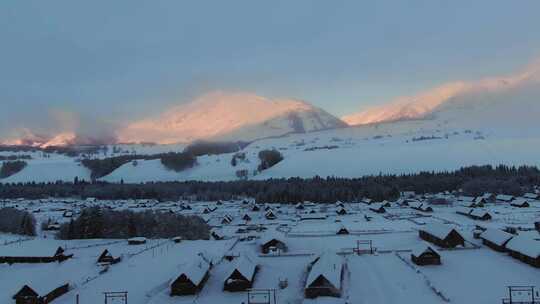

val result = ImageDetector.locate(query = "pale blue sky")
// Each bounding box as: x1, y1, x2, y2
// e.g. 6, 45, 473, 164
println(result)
1, 0, 540, 137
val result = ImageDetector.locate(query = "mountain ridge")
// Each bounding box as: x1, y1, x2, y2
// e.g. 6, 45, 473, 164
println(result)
117, 92, 347, 144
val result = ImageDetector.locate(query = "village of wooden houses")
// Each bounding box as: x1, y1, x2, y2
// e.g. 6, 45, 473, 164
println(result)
1, 190, 540, 304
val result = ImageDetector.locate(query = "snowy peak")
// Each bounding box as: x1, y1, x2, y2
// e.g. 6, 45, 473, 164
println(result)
118, 92, 346, 144
343, 59, 540, 126
342, 82, 468, 125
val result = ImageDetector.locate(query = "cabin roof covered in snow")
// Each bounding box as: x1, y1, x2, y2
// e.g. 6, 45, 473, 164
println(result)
305, 253, 343, 289
420, 223, 459, 240
505, 235, 540, 258
0, 241, 67, 257
172, 256, 210, 286
411, 243, 441, 257
474, 197, 485, 203
456, 206, 473, 214
259, 232, 285, 246
480, 228, 514, 246
523, 193, 539, 199
409, 201, 423, 208
128, 237, 147, 242
496, 194, 514, 201
470, 209, 490, 217
226, 255, 256, 281
14, 281, 68, 297
511, 198, 529, 206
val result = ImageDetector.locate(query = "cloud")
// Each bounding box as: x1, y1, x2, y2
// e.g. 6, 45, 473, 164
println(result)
0, 110, 118, 147
342, 57, 540, 125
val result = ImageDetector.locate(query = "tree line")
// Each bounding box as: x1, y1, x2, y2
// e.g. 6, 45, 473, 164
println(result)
0, 155, 32, 161
57, 207, 210, 240
0, 161, 27, 179
80, 141, 249, 180
81, 152, 197, 180
0, 208, 36, 236
0, 165, 538, 203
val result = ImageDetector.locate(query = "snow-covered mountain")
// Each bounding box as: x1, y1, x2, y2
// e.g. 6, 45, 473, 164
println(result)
343, 60, 540, 126
2, 61, 540, 183
117, 92, 347, 144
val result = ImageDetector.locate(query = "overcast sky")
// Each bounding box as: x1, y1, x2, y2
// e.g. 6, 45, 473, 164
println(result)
1, 0, 540, 138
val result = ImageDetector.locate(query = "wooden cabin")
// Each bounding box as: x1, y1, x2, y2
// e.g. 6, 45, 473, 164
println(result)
170, 257, 211, 296
336, 225, 349, 235
13, 285, 39, 304
395, 198, 408, 207
127, 237, 147, 245
458, 196, 476, 207
211, 231, 224, 240
381, 200, 392, 207
523, 193, 540, 200
419, 224, 465, 248
260, 235, 287, 254
362, 198, 373, 205
409, 201, 430, 212
411, 244, 441, 266
456, 207, 473, 216
221, 215, 233, 225
305, 254, 343, 298
97, 249, 121, 265
480, 193, 496, 203
335, 207, 347, 215
265, 210, 277, 220
473, 197, 486, 207
460, 201, 477, 208
419, 205, 433, 212
223, 255, 258, 292
0, 247, 72, 264
13, 283, 69, 304
496, 194, 515, 203
479, 228, 514, 252
369, 204, 386, 214
505, 236, 540, 268
510, 198, 530, 208
469, 209, 492, 221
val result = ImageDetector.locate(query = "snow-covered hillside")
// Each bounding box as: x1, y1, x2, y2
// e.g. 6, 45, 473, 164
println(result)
343, 59, 540, 126
118, 92, 346, 144
1, 65, 539, 183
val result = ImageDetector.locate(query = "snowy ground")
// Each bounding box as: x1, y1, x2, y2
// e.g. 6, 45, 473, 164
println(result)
1, 196, 539, 304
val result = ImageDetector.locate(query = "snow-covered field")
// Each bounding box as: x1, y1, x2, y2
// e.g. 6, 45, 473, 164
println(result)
1, 194, 539, 304
2, 120, 540, 184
